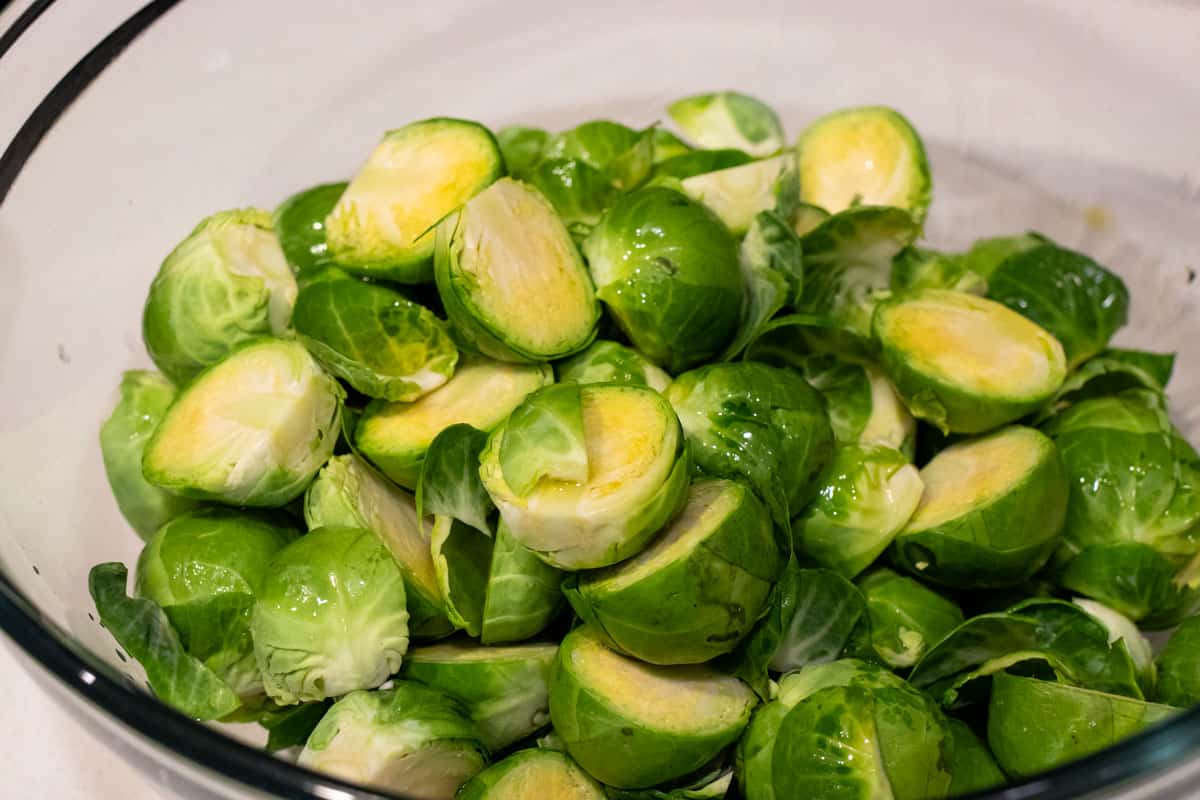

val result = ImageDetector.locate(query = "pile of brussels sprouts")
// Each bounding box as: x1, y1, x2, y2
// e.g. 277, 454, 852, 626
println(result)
92, 89, 1200, 800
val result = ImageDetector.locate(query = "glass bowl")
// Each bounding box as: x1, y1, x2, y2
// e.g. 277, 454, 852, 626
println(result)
1, 1, 1198, 798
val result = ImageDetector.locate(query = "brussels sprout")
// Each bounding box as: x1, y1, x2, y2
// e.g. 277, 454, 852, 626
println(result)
305, 454, 450, 637
794, 444, 924, 580
257, 701, 332, 752
556, 340, 672, 393
721, 210, 804, 360
651, 128, 693, 162
1073, 598, 1155, 689
721, 560, 870, 696
457, 748, 605, 800
945, 718, 1005, 795
667, 362, 834, 529
252, 527, 410, 704
890, 426, 1067, 588
435, 178, 600, 362
797, 355, 916, 456
497, 125, 550, 178
651, 148, 753, 180
544, 120, 640, 170
549, 626, 756, 789
356, 356, 552, 488
857, 567, 963, 669
293, 279, 458, 401
743, 311, 877, 367
958, 232, 1045, 279
133, 508, 298, 700
987, 673, 1178, 778
273, 182, 347, 276
987, 243, 1130, 367
667, 91, 785, 157
874, 289, 1067, 433
481, 519, 564, 644
419, 423, 494, 538
481, 384, 691, 570
298, 681, 487, 799
1034, 347, 1175, 424
564, 479, 782, 665
325, 119, 502, 283
89, 562, 243, 719
679, 153, 794, 236
796, 106, 932, 224
429, 518, 492, 637
909, 599, 1145, 708
605, 758, 735, 800
142, 209, 298, 384
1045, 395, 1200, 622
401, 640, 556, 751
1155, 616, 1200, 707
790, 201, 830, 237
584, 186, 743, 371
99, 371, 200, 539
526, 158, 615, 240
142, 338, 343, 507
795, 206, 919, 337
891, 246, 987, 295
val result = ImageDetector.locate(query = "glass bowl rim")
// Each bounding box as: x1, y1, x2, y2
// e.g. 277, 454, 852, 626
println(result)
1, 2, 1198, 799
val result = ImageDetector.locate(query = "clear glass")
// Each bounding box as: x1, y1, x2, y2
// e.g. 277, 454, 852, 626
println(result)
1, 1, 1198, 798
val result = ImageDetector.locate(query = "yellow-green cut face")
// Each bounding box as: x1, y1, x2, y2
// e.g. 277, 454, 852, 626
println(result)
567, 628, 753, 733
799, 108, 925, 213
487, 752, 602, 799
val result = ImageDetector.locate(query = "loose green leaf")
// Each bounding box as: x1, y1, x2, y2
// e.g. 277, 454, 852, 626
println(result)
498, 383, 589, 496
417, 423, 494, 537
721, 211, 803, 360
497, 125, 550, 178
273, 182, 348, 276
259, 701, 332, 752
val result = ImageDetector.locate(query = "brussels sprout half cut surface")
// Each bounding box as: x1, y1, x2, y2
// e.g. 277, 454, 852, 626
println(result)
891, 426, 1068, 588
356, 357, 553, 489
796, 105, 932, 223
874, 289, 1067, 433
142, 209, 298, 384
305, 454, 450, 638
481, 383, 690, 570
142, 338, 343, 507
550, 626, 757, 789
680, 153, 794, 236
667, 91, 785, 157
564, 478, 782, 665
298, 681, 487, 800
457, 748, 606, 800
435, 178, 600, 362
325, 118, 504, 283
400, 640, 557, 751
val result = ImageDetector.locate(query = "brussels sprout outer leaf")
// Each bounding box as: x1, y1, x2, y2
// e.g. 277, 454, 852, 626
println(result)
890, 247, 986, 295
1156, 617, 1200, 707
430, 518, 493, 637
651, 129, 693, 163
99, 371, 200, 539
720, 210, 803, 361
1033, 348, 1174, 424
527, 158, 615, 239
651, 149, 753, 181
497, 126, 550, 178
987, 673, 1178, 778
959, 233, 1045, 279
417, 423, 494, 538
89, 562, 242, 720
544, 120, 639, 171
743, 311, 878, 365
667, 91, 785, 157
259, 701, 332, 752
1058, 543, 1200, 628
480, 520, 564, 645
987, 244, 1130, 368
945, 718, 1005, 795
273, 182, 347, 275
499, 384, 589, 497
858, 568, 963, 670
293, 279, 458, 401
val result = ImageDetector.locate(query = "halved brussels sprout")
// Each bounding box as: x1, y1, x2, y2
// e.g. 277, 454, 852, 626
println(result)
298, 681, 487, 799
651, 148, 753, 181
1045, 395, 1200, 623
680, 153, 794, 236
401, 640, 557, 751
667, 91, 785, 157
556, 340, 672, 393
305, 454, 449, 638
99, 371, 199, 539
293, 279, 458, 401
945, 718, 1005, 795
874, 289, 1067, 433
667, 362, 834, 529
356, 356, 552, 489
481, 519, 565, 644
134, 508, 298, 700
273, 182, 347, 276
797, 355, 916, 456
457, 748, 605, 800
325, 118, 503, 283
796, 106, 932, 223
142, 209, 298, 384
857, 567, 963, 669
794, 444, 924, 579
496, 125, 550, 178
564, 479, 782, 665
890, 426, 1067, 588
584, 186, 742, 371
1155, 616, 1200, 707
142, 338, 343, 507
252, 527, 410, 704
549, 626, 756, 789
987, 672, 1178, 778
987, 243, 1130, 368
435, 178, 600, 361
480, 384, 691, 570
